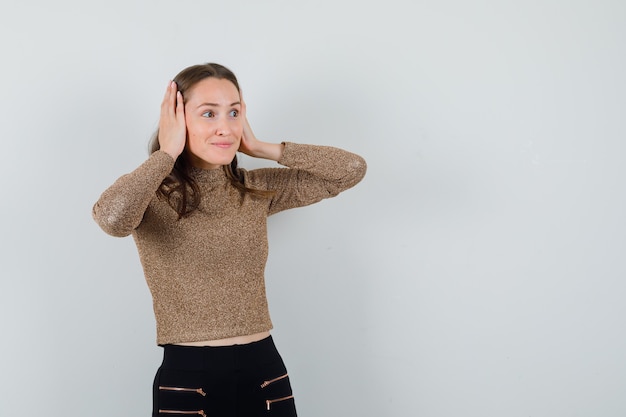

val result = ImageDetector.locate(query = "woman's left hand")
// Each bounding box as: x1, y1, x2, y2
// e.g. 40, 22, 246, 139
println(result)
238, 99, 285, 161
238, 99, 260, 156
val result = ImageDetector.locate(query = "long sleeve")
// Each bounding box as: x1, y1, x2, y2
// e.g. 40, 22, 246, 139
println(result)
245, 142, 367, 215
92, 150, 175, 237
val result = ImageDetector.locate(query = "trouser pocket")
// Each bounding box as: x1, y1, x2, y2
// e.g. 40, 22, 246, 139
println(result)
260, 373, 289, 389
158, 410, 207, 416
265, 394, 296, 411
159, 386, 207, 397
260, 371, 297, 414
157, 386, 208, 416
154, 368, 209, 417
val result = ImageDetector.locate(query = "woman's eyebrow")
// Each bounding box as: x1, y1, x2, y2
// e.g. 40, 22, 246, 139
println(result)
196, 101, 241, 109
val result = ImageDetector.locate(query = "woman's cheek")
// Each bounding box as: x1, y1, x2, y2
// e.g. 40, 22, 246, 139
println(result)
234, 123, 244, 139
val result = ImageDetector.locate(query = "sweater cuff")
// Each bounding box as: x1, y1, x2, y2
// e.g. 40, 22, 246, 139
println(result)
277, 141, 304, 167
150, 149, 176, 175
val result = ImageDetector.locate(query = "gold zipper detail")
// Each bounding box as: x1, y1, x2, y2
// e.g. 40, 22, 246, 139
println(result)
158, 410, 207, 417
260, 373, 289, 388
158, 386, 207, 397
266, 395, 295, 411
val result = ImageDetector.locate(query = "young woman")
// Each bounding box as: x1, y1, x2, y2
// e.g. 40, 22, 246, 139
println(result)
92, 63, 366, 417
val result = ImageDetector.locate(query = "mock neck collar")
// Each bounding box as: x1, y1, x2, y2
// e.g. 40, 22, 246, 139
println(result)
190, 165, 229, 183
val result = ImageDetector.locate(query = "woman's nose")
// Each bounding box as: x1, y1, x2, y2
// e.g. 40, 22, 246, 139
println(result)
216, 120, 230, 136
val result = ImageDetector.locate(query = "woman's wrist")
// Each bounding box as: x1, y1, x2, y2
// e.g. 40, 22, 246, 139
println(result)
260, 142, 285, 161
244, 141, 285, 162
160, 146, 181, 161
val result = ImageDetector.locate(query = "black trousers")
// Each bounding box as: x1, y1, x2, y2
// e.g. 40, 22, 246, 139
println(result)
153, 336, 297, 417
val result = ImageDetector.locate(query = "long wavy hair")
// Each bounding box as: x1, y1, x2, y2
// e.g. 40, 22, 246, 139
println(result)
149, 63, 272, 219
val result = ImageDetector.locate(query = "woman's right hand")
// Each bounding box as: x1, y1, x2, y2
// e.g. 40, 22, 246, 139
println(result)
158, 81, 187, 160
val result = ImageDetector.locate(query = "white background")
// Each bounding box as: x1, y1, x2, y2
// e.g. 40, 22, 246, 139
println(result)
1, 1, 625, 416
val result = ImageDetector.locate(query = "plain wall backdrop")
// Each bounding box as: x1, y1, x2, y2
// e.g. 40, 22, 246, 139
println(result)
1, 1, 625, 416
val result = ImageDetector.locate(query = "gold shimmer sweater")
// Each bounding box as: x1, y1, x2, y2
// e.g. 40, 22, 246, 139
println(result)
92, 142, 366, 345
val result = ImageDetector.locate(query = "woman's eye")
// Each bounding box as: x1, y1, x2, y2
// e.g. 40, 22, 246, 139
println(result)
202, 111, 214, 118
229, 110, 239, 117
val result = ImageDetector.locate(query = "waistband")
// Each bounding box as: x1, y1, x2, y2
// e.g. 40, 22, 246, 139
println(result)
160, 335, 281, 371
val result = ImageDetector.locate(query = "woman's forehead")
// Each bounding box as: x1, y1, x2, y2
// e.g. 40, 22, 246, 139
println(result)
186, 78, 240, 104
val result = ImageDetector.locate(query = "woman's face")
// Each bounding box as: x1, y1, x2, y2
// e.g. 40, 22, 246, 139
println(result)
184, 77, 242, 170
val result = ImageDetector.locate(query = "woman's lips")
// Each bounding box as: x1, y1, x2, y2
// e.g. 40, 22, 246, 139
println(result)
212, 142, 233, 148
